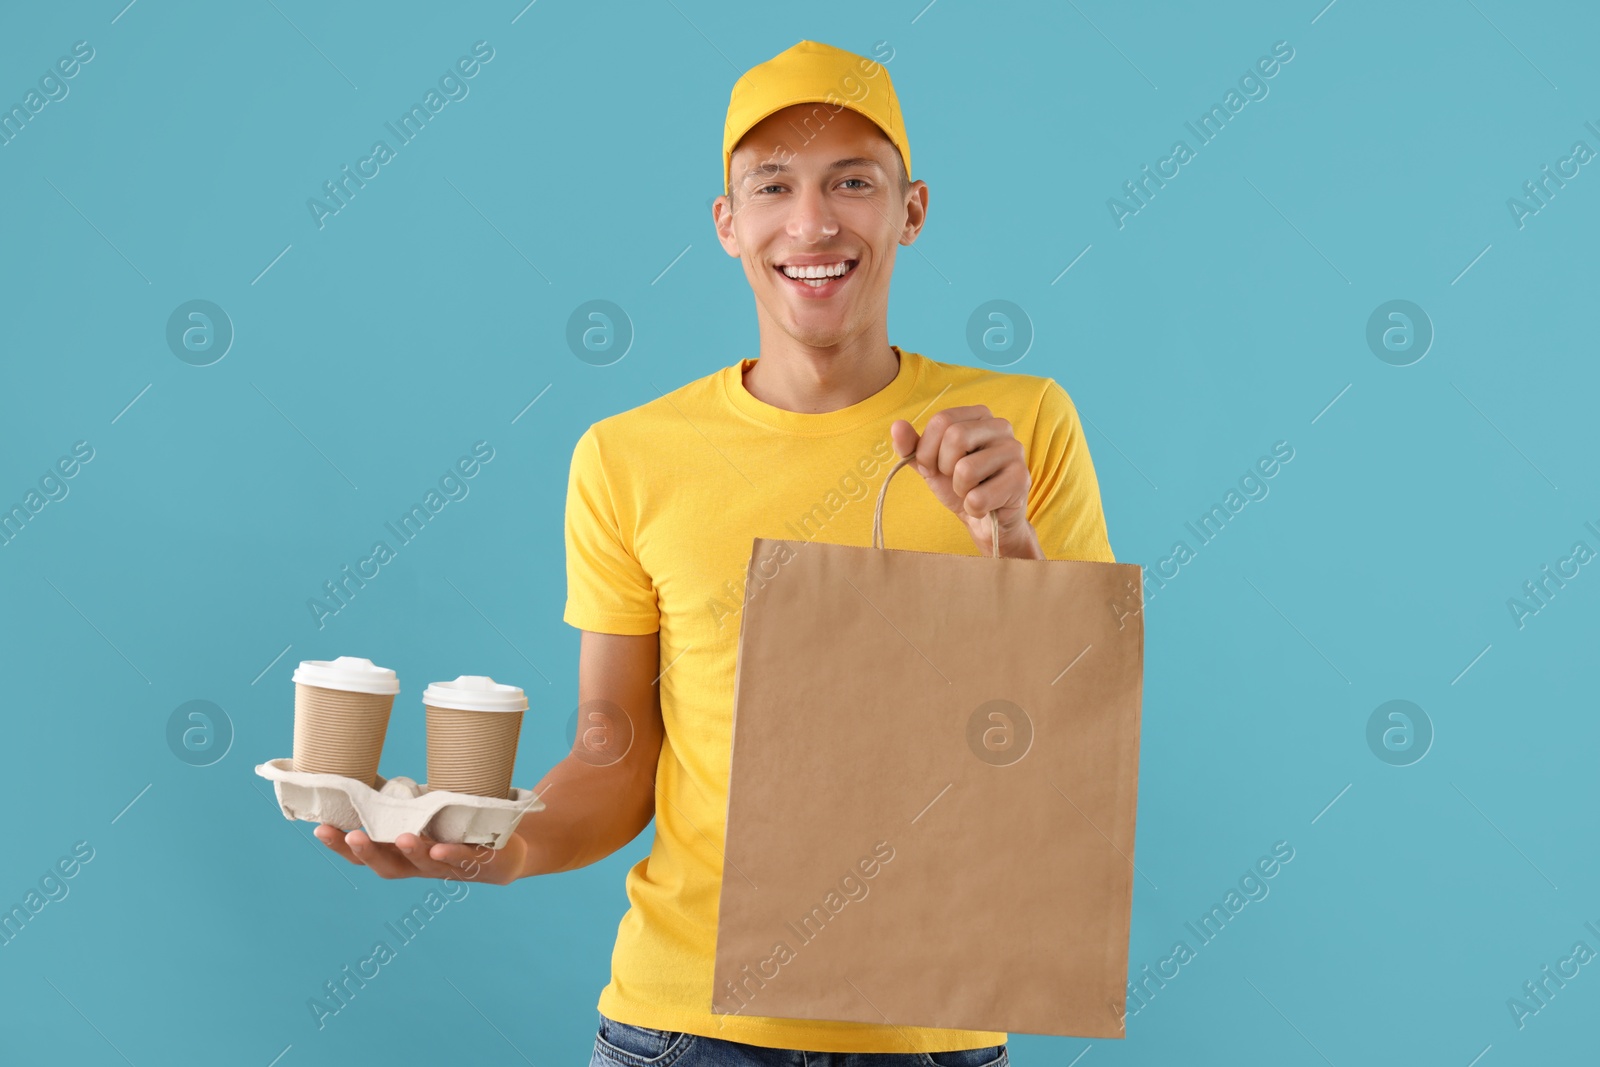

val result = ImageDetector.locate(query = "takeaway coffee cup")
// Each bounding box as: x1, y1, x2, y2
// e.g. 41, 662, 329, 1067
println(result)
290, 656, 400, 788
423, 675, 527, 799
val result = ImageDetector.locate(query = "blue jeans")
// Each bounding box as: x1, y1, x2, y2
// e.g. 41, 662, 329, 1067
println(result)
589, 1013, 1009, 1067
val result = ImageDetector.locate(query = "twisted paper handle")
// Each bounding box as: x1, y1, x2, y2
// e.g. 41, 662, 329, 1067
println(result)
871, 454, 1001, 559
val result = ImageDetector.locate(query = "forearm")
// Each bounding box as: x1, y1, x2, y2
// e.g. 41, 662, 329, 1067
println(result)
512, 753, 654, 878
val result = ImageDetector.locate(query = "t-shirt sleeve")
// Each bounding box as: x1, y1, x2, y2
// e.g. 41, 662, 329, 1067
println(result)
562, 426, 660, 635
1026, 379, 1117, 564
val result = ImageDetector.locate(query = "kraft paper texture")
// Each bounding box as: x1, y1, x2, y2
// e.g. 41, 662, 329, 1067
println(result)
713, 502, 1144, 1039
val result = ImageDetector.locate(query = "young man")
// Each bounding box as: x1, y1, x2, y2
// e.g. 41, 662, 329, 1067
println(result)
315, 40, 1116, 1064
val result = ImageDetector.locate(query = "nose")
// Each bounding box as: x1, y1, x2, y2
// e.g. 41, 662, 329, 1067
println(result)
785, 182, 838, 244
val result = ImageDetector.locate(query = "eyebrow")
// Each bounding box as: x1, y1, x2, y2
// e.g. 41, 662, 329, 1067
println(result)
739, 157, 886, 185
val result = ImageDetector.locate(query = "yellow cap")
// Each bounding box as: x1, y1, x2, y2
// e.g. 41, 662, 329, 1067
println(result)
722, 40, 911, 196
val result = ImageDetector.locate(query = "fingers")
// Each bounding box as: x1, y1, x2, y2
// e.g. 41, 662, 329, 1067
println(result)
429, 839, 515, 884
312, 825, 481, 881
911, 406, 995, 475
946, 439, 1009, 498
392, 832, 476, 880
914, 410, 1024, 502
340, 830, 420, 879
889, 419, 920, 462
935, 417, 1011, 481
314, 824, 363, 864
952, 441, 1029, 516
307, 819, 512, 883
888, 407, 1036, 560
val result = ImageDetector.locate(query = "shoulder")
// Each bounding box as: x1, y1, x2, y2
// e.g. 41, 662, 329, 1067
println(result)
908, 350, 1080, 427
577, 363, 728, 451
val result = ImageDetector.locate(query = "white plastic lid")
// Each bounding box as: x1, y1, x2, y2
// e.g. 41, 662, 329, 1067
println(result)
422, 675, 527, 713
291, 656, 400, 696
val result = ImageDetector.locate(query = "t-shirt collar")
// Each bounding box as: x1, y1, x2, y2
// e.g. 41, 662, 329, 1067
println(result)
722, 345, 924, 437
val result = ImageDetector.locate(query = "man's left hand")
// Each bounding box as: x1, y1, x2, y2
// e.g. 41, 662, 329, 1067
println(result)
890, 406, 1043, 559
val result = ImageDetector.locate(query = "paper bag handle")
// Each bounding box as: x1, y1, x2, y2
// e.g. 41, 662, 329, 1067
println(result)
872, 454, 1002, 558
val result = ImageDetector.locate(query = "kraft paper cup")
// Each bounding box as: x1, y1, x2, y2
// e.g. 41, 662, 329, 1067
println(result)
424, 675, 527, 799
291, 656, 399, 788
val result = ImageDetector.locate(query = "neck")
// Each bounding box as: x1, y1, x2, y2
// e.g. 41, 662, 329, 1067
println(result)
741, 325, 900, 414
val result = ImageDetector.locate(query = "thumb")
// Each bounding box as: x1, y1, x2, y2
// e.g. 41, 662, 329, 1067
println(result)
889, 419, 920, 464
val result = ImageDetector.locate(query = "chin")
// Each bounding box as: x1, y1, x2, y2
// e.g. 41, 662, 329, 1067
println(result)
785, 322, 853, 348
782, 306, 859, 342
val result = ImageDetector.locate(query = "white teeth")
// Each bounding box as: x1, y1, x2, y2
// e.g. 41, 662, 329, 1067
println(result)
780, 261, 852, 279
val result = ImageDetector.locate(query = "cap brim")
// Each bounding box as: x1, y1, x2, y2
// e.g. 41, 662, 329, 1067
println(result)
725, 97, 904, 195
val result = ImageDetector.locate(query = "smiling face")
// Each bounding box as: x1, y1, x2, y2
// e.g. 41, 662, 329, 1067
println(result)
714, 103, 927, 351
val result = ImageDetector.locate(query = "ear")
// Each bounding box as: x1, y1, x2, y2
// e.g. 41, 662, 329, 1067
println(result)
713, 193, 742, 256
899, 180, 929, 246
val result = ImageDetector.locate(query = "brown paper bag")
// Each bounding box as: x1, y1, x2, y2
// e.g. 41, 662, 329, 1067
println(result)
713, 454, 1145, 1039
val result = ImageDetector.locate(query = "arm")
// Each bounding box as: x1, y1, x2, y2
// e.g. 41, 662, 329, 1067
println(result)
514, 630, 663, 877
314, 629, 664, 884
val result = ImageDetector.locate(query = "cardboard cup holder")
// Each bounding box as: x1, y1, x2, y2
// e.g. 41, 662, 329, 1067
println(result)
263, 663, 537, 849
254, 758, 543, 850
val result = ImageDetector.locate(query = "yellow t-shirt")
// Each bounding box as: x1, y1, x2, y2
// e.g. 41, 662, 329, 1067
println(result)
563, 346, 1116, 1053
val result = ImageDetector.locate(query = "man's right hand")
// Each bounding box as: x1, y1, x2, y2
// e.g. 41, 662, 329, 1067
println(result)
311, 630, 663, 882
313, 825, 528, 886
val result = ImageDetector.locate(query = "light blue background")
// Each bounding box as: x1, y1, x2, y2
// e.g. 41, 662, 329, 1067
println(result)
2, 1, 1596, 1064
